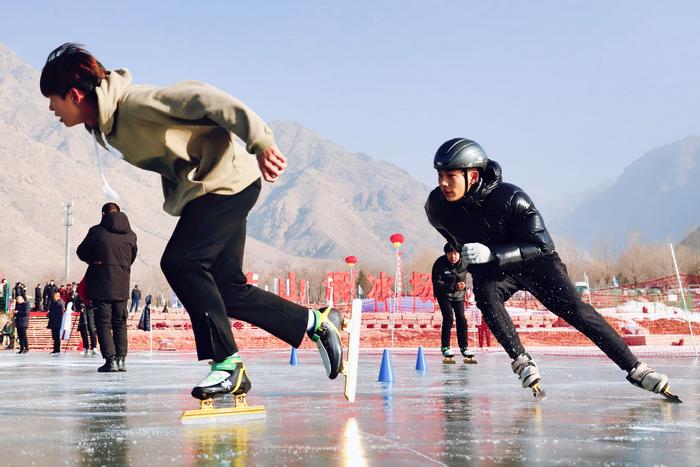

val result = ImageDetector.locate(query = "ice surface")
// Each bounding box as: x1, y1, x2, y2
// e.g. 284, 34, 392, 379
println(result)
0, 350, 698, 466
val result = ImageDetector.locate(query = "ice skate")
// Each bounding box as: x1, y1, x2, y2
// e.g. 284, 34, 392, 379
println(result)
309, 306, 344, 380
512, 353, 545, 401
338, 299, 362, 403
461, 347, 477, 364
627, 362, 682, 403
181, 355, 265, 424
442, 347, 456, 364
97, 356, 119, 373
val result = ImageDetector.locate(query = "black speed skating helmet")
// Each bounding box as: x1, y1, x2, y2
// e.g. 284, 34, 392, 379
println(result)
434, 138, 489, 170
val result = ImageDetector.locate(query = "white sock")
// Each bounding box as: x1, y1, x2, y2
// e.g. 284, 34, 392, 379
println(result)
306, 309, 315, 332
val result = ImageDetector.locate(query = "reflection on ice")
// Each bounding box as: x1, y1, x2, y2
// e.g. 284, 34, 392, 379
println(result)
342, 417, 367, 467
0, 351, 697, 466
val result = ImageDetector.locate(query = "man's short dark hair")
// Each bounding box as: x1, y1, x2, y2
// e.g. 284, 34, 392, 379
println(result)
444, 243, 459, 254
40, 43, 107, 98
101, 202, 120, 214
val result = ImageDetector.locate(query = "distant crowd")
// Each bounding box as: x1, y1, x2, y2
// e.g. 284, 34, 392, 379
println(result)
0, 278, 184, 354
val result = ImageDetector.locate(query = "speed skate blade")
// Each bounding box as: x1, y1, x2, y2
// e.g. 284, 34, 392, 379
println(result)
661, 387, 682, 403
463, 357, 478, 364
181, 405, 266, 425
342, 299, 362, 403
442, 358, 456, 364
531, 382, 546, 402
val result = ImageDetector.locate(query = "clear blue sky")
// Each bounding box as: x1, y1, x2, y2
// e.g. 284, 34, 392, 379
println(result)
2, 0, 700, 205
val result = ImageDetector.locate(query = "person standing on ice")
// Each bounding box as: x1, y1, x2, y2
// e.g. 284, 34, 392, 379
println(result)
425, 138, 678, 400
431, 243, 475, 362
40, 43, 345, 402
47, 292, 64, 355
77, 202, 135, 371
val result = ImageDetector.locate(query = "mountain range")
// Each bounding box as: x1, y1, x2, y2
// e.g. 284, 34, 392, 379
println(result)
0, 43, 442, 287
550, 136, 700, 250
0, 42, 698, 289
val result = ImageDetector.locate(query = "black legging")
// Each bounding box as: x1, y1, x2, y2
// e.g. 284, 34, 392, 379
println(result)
79, 308, 98, 350
160, 179, 309, 362
51, 328, 61, 353
472, 253, 638, 372
17, 326, 28, 351
437, 296, 468, 349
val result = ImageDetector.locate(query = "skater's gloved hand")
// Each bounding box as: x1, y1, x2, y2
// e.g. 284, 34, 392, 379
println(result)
461, 243, 495, 264
257, 144, 287, 182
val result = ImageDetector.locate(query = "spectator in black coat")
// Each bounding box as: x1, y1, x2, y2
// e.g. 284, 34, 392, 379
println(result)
14, 296, 29, 354
77, 202, 137, 373
129, 285, 141, 315
47, 292, 64, 355
0, 278, 7, 312
42, 280, 57, 311
13, 282, 23, 300
34, 284, 42, 311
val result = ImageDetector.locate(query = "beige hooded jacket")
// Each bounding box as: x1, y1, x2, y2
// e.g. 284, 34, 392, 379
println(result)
89, 69, 274, 216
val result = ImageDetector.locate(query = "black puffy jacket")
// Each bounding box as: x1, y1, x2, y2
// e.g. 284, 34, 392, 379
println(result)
425, 160, 555, 269
77, 212, 138, 301
14, 301, 29, 328
431, 255, 468, 300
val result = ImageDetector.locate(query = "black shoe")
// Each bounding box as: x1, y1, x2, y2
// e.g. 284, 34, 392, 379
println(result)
97, 357, 119, 373
16, 350, 23, 355
191, 356, 252, 400
308, 307, 344, 379
117, 356, 127, 372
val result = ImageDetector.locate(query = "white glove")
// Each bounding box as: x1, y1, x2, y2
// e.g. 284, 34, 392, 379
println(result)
462, 243, 495, 264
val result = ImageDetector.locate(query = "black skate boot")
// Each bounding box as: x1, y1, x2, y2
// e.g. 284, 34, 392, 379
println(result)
117, 356, 127, 372
460, 347, 477, 364
308, 307, 344, 379
441, 347, 456, 364
97, 356, 119, 373
511, 353, 545, 400
191, 355, 252, 401
627, 362, 681, 402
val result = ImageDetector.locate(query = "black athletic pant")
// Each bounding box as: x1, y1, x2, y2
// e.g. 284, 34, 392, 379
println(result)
17, 326, 28, 351
51, 328, 61, 353
160, 179, 309, 362
472, 253, 638, 372
437, 296, 468, 349
79, 308, 98, 350
93, 301, 128, 359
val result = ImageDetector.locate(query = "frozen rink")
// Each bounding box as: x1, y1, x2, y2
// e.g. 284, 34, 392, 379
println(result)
0, 349, 698, 466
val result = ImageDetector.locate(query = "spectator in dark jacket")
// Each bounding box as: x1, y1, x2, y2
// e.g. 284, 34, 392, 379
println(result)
0, 278, 7, 312
77, 202, 137, 373
14, 296, 29, 354
432, 243, 470, 359
34, 284, 42, 311
42, 280, 57, 311
129, 285, 141, 314
47, 292, 64, 355
13, 282, 23, 300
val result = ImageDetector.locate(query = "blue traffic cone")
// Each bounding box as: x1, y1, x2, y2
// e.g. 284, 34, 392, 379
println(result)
415, 346, 427, 372
377, 348, 394, 383
289, 347, 299, 366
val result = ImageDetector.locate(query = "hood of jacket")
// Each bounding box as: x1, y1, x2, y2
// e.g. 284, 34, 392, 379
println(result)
461, 160, 503, 207
99, 212, 132, 234
90, 69, 133, 136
